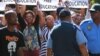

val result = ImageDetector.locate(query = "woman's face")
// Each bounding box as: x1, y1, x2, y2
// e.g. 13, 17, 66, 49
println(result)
25, 13, 35, 25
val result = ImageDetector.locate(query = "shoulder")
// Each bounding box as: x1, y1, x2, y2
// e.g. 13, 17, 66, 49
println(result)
61, 22, 73, 27
53, 24, 61, 30
50, 24, 61, 33
51, 25, 61, 34
80, 19, 92, 29
0, 26, 7, 30
0, 27, 7, 32
80, 19, 92, 26
0, 28, 7, 38
16, 29, 24, 37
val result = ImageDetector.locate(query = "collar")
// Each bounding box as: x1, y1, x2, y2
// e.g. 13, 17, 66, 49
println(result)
61, 20, 71, 24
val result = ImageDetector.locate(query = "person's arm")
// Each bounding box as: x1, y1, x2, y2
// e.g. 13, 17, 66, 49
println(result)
37, 10, 46, 28
47, 48, 52, 56
17, 13, 26, 32
36, 2, 45, 28
79, 44, 89, 56
17, 47, 24, 56
14, 0, 20, 13
14, 0, 26, 32
76, 28, 89, 56
14, 0, 26, 15
17, 31, 25, 56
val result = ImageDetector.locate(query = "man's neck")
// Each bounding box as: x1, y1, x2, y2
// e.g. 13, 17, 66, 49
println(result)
47, 26, 53, 30
61, 19, 71, 23
93, 19, 100, 25
7, 25, 15, 32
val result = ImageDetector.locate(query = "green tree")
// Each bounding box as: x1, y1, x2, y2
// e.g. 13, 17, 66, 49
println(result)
91, 0, 100, 3
95, 0, 100, 3
91, 0, 95, 4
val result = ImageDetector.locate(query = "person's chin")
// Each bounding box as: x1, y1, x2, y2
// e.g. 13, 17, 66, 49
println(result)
13, 23, 18, 25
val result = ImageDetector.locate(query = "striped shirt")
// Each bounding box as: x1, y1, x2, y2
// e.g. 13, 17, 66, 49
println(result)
39, 26, 50, 56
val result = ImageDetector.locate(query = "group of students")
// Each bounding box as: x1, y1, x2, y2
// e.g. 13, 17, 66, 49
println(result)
0, 1, 100, 56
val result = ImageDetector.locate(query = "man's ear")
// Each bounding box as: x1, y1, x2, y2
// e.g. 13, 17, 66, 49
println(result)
66, 16, 71, 19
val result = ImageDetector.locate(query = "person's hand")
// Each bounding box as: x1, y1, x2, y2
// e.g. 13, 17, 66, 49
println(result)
13, 0, 17, 4
36, 2, 43, 16
13, 0, 16, 2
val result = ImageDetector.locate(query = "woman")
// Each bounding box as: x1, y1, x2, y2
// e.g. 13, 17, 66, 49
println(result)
23, 10, 40, 56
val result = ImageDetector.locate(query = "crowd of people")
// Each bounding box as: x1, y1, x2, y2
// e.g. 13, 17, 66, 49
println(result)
0, 1, 100, 56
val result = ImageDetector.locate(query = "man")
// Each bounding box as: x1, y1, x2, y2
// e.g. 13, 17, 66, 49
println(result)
40, 15, 54, 56
47, 10, 89, 56
54, 7, 64, 25
46, 15, 54, 30
71, 10, 83, 26
0, 10, 25, 56
80, 3, 100, 56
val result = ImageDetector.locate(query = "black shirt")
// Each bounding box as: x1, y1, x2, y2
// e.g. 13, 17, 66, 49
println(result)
0, 28, 25, 56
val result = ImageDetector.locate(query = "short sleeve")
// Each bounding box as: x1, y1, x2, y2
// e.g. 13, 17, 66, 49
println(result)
46, 25, 60, 48
47, 34, 52, 48
76, 29, 87, 45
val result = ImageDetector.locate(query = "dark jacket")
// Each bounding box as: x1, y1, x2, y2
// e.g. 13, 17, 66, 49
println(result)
51, 22, 81, 56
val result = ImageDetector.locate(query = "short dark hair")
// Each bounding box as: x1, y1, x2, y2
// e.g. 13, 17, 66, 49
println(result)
5, 11, 16, 20
59, 10, 71, 20
56, 7, 64, 16
6, 4, 16, 9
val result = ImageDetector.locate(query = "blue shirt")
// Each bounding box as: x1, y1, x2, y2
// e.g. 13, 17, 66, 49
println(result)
47, 24, 87, 48
80, 19, 100, 54
54, 19, 61, 26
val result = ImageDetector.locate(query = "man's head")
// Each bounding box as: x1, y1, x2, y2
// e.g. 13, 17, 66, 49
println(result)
59, 10, 71, 21
90, 3, 100, 20
71, 10, 83, 25
5, 10, 17, 25
45, 15, 54, 28
56, 7, 64, 17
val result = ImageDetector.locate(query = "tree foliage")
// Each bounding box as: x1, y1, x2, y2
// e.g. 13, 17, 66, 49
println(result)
92, 0, 100, 3
95, 0, 100, 3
